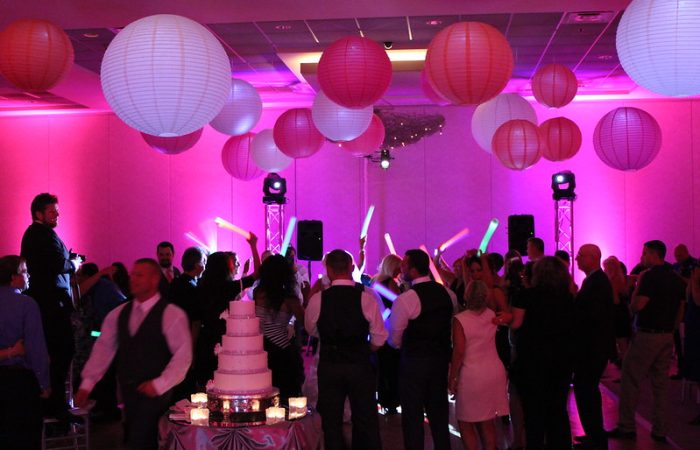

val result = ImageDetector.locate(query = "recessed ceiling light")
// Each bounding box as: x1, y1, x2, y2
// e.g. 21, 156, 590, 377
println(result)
275, 24, 292, 31
82, 32, 99, 38
426, 19, 442, 26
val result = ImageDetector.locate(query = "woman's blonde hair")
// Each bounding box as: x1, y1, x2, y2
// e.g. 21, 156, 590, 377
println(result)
464, 280, 489, 311
374, 254, 402, 283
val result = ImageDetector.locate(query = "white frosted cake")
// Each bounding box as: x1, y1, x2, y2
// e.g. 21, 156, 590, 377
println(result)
211, 300, 273, 395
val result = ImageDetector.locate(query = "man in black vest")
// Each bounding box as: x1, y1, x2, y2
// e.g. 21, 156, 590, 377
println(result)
76, 258, 191, 450
390, 249, 455, 450
305, 249, 387, 450
572, 244, 615, 449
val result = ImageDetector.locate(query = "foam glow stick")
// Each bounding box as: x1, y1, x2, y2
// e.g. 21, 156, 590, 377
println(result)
280, 216, 297, 256
184, 232, 212, 253
382, 309, 391, 321
478, 219, 500, 254
214, 217, 251, 240
360, 205, 375, 238
371, 282, 398, 302
384, 233, 397, 255
419, 245, 444, 285
90, 331, 101, 337
438, 227, 470, 252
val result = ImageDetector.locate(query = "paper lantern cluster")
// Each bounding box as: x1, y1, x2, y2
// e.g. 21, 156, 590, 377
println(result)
312, 91, 373, 141
492, 120, 542, 171
210, 79, 263, 136
142, 128, 203, 155
221, 133, 265, 181
472, 93, 537, 154
251, 129, 293, 173
531, 64, 578, 108
539, 117, 582, 162
338, 114, 386, 157
617, 0, 700, 97
101, 14, 231, 137
273, 108, 325, 159
593, 107, 662, 171
317, 36, 392, 109
425, 22, 513, 105
0, 19, 74, 92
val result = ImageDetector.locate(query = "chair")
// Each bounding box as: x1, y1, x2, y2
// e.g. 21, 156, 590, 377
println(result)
41, 408, 90, 450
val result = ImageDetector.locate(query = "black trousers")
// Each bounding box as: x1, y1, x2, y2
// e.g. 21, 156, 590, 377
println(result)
43, 328, 74, 418
317, 361, 381, 450
516, 371, 572, 450
573, 355, 608, 443
121, 386, 172, 450
0, 366, 42, 450
399, 356, 451, 450
377, 344, 400, 410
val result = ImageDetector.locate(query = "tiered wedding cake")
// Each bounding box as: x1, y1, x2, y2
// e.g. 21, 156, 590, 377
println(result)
206, 300, 279, 426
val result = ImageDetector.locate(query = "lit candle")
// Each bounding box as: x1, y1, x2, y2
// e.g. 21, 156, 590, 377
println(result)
265, 406, 286, 424
288, 397, 307, 419
190, 408, 209, 426
190, 393, 208, 407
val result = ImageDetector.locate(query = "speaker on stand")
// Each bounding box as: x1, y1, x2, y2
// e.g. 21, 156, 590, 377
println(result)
507, 215, 535, 256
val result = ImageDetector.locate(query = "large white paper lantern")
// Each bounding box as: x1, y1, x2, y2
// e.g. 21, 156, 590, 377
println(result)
617, 0, 700, 97
471, 93, 537, 154
311, 91, 373, 142
251, 129, 293, 173
101, 14, 231, 137
210, 78, 262, 136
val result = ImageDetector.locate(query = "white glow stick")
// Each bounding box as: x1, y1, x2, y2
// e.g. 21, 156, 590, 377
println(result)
371, 282, 398, 302
280, 216, 297, 256
360, 205, 375, 238
419, 245, 444, 285
382, 309, 391, 321
384, 233, 397, 255
184, 232, 212, 253
214, 217, 251, 240
438, 227, 470, 252
478, 219, 500, 254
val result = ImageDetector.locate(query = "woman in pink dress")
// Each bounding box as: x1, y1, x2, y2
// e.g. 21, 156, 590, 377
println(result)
449, 280, 510, 450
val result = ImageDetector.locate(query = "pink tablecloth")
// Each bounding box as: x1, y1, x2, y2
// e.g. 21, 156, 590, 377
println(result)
158, 412, 322, 450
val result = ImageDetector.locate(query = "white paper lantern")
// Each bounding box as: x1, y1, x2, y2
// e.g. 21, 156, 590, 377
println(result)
471, 93, 537, 154
210, 78, 262, 136
251, 129, 293, 173
617, 0, 700, 97
101, 14, 231, 137
311, 91, 373, 142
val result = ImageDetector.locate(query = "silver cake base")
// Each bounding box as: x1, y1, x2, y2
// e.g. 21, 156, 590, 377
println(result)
205, 387, 280, 427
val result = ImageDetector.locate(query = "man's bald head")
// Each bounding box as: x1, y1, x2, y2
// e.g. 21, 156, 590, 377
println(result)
575, 244, 602, 275
130, 258, 162, 301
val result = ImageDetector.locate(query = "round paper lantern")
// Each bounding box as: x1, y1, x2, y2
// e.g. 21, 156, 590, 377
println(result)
531, 64, 578, 108
593, 107, 662, 171
317, 36, 392, 108
425, 22, 513, 105
273, 108, 325, 159
312, 91, 373, 141
539, 117, 582, 162
492, 119, 542, 171
471, 93, 537, 154
210, 78, 262, 136
0, 19, 74, 92
617, 0, 700, 97
101, 14, 231, 137
221, 133, 265, 181
251, 129, 293, 173
420, 70, 450, 106
142, 128, 202, 155
338, 114, 385, 157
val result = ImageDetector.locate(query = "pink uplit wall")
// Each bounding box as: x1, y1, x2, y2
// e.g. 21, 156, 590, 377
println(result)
0, 98, 698, 279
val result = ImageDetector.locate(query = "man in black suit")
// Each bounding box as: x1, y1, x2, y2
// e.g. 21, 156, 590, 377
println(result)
20, 193, 83, 420
572, 244, 615, 449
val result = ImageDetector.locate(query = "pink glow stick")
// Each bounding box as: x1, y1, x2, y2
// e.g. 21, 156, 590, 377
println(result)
438, 227, 470, 252
419, 245, 444, 285
384, 233, 397, 255
214, 217, 251, 240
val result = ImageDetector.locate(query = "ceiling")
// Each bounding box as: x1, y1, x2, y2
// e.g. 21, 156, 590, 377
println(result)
0, 0, 645, 114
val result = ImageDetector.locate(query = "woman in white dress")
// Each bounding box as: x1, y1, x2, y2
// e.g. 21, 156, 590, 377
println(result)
449, 280, 510, 450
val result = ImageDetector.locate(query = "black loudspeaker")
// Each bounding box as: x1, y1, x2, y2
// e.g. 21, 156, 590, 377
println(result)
508, 215, 535, 255
297, 220, 323, 261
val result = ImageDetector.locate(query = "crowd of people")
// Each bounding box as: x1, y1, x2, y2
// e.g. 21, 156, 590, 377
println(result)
1, 192, 699, 450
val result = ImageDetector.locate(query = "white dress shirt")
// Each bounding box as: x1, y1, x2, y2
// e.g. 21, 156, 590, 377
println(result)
389, 276, 458, 349
305, 279, 388, 348
79, 294, 192, 395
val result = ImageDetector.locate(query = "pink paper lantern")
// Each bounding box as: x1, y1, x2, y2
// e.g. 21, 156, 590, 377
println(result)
0, 19, 74, 92
420, 70, 449, 105
531, 64, 578, 108
593, 107, 662, 171
492, 119, 542, 171
142, 128, 203, 155
539, 117, 582, 162
221, 133, 265, 181
273, 108, 325, 159
338, 114, 386, 157
425, 22, 513, 105
317, 36, 392, 108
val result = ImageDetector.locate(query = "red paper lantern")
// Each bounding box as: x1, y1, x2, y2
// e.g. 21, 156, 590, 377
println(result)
531, 64, 578, 108
338, 114, 385, 157
593, 107, 662, 171
425, 22, 513, 105
0, 19, 74, 92
420, 70, 449, 105
142, 128, 202, 155
273, 108, 325, 159
317, 36, 392, 109
539, 117, 582, 162
221, 133, 265, 181
492, 119, 542, 170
